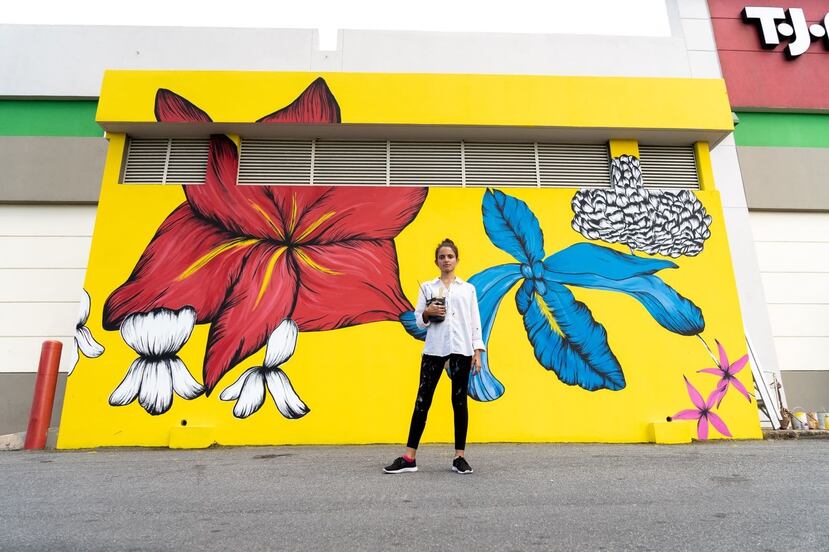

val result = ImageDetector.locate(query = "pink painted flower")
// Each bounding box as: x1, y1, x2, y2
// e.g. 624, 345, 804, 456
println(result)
671, 376, 731, 440
698, 340, 751, 406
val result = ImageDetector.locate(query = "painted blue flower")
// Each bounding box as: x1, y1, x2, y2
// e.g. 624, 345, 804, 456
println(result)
461, 189, 706, 400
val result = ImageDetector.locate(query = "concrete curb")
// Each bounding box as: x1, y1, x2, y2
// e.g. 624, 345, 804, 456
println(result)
0, 432, 24, 450
0, 428, 59, 451
763, 429, 829, 440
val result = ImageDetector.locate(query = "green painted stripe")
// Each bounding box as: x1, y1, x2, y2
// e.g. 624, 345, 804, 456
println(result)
0, 100, 101, 137
733, 112, 829, 149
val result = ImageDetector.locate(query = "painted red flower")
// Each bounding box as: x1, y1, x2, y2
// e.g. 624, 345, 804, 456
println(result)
104, 79, 427, 399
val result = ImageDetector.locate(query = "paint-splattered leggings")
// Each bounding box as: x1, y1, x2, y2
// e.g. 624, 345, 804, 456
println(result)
406, 354, 471, 451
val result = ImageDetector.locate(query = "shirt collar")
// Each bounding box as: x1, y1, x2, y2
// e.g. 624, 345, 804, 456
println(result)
431, 276, 464, 285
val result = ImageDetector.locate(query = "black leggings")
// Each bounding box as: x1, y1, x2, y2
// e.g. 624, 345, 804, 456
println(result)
406, 354, 471, 451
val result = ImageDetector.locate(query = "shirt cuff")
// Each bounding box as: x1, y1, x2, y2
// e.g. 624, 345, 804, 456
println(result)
472, 340, 486, 352
415, 315, 431, 330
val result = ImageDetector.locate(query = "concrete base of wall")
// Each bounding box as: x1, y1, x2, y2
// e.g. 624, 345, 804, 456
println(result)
0, 373, 66, 435
781, 371, 829, 410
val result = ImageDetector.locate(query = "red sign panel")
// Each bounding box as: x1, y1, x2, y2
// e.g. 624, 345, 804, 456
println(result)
711, 0, 829, 109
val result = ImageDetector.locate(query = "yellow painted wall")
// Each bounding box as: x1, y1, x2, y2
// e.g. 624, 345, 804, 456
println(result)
97, 71, 733, 132
57, 72, 758, 448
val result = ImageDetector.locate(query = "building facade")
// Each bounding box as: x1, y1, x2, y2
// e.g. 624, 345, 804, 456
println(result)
0, 0, 785, 444
710, 0, 829, 410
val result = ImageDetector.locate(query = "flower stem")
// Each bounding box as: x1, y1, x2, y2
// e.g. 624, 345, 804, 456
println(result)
697, 334, 720, 367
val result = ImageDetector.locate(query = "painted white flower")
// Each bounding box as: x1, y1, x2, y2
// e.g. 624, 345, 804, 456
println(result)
571, 155, 712, 257
67, 289, 105, 375
220, 319, 309, 419
109, 307, 203, 415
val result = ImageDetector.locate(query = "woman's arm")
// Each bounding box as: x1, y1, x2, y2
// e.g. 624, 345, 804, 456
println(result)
469, 286, 485, 374
414, 284, 430, 329
469, 286, 485, 353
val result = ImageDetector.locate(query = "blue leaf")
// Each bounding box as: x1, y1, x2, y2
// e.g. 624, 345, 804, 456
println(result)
545, 271, 705, 336
399, 311, 427, 341
482, 189, 545, 265
544, 243, 677, 279
515, 279, 625, 391
463, 263, 524, 401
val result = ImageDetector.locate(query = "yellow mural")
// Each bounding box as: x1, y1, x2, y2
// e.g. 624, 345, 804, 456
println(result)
57, 72, 759, 448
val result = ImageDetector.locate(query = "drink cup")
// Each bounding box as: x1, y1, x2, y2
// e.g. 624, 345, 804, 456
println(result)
427, 297, 446, 322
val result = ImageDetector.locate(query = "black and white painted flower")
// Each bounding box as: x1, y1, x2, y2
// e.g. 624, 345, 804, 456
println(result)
109, 307, 204, 415
571, 155, 712, 257
68, 289, 104, 375
220, 319, 309, 419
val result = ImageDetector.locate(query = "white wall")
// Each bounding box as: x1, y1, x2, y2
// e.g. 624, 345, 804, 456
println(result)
1, 1, 701, 97
750, 212, 829, 373
0, 205, 95, 373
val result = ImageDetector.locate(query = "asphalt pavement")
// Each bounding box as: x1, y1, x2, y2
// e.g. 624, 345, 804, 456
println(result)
0, 441, 827, 551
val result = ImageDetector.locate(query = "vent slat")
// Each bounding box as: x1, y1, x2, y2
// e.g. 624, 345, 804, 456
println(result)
238, 139, 312, 185
122, 137, 209, 184
638, 145, 699, 189
125, 138, 698, 190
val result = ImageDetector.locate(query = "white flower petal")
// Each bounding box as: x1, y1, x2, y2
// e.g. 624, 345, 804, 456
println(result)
121, 307, 195, 356
109, 358, 146, 406
66, 339, 80, 376
169, 358, 204, 400
233, 370, 266, 419
265, 368, 309, 419
78, 289, 91, 326
137, 360, 174, 415
263, 320, 298, 368
219, 368, 256, 402
76, 326, 104, 358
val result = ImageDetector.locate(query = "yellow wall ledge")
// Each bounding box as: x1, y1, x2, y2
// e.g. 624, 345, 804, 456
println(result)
97, 71, 734, 134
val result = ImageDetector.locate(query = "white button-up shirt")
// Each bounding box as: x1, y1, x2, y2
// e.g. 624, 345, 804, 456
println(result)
415, 276, 486, 357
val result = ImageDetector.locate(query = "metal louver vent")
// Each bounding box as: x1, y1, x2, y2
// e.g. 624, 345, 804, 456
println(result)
538, 143, 609, 188
390, 142, 462, 186
238, 139, 311, 185
122, 138, 208, 184
233, 139, 615, 188
314, 141, 388, 185
464, 142, 538, 186
638, 145, 699, 189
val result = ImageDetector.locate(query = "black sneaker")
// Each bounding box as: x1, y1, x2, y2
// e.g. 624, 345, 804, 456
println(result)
383, 456, 417, 474
452, 456, 473, 474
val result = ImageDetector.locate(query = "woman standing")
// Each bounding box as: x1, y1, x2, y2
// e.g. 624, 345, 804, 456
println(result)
384, 238, 485, 475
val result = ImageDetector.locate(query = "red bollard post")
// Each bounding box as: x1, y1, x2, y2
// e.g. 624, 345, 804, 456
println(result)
24, 340, 63, 450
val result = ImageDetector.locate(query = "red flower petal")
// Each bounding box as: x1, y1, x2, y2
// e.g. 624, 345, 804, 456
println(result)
183, 135, 286, 239
154, 89, 212, 123
274, 186, 428, 244
257, 78, 341, 124
291, 240, 413, 331
203, 243, 298, 392
103, 204, 250, 330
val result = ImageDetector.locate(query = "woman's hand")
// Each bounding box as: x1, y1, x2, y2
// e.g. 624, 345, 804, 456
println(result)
424, 302, 446, 320
471, 351, 482, 375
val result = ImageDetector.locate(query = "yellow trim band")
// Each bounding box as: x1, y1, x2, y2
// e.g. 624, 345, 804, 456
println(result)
694, 141, 715, 192
609, 139, 640, 158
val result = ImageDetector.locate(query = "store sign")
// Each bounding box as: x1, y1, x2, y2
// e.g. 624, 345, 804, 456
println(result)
742, 6, 829, 57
